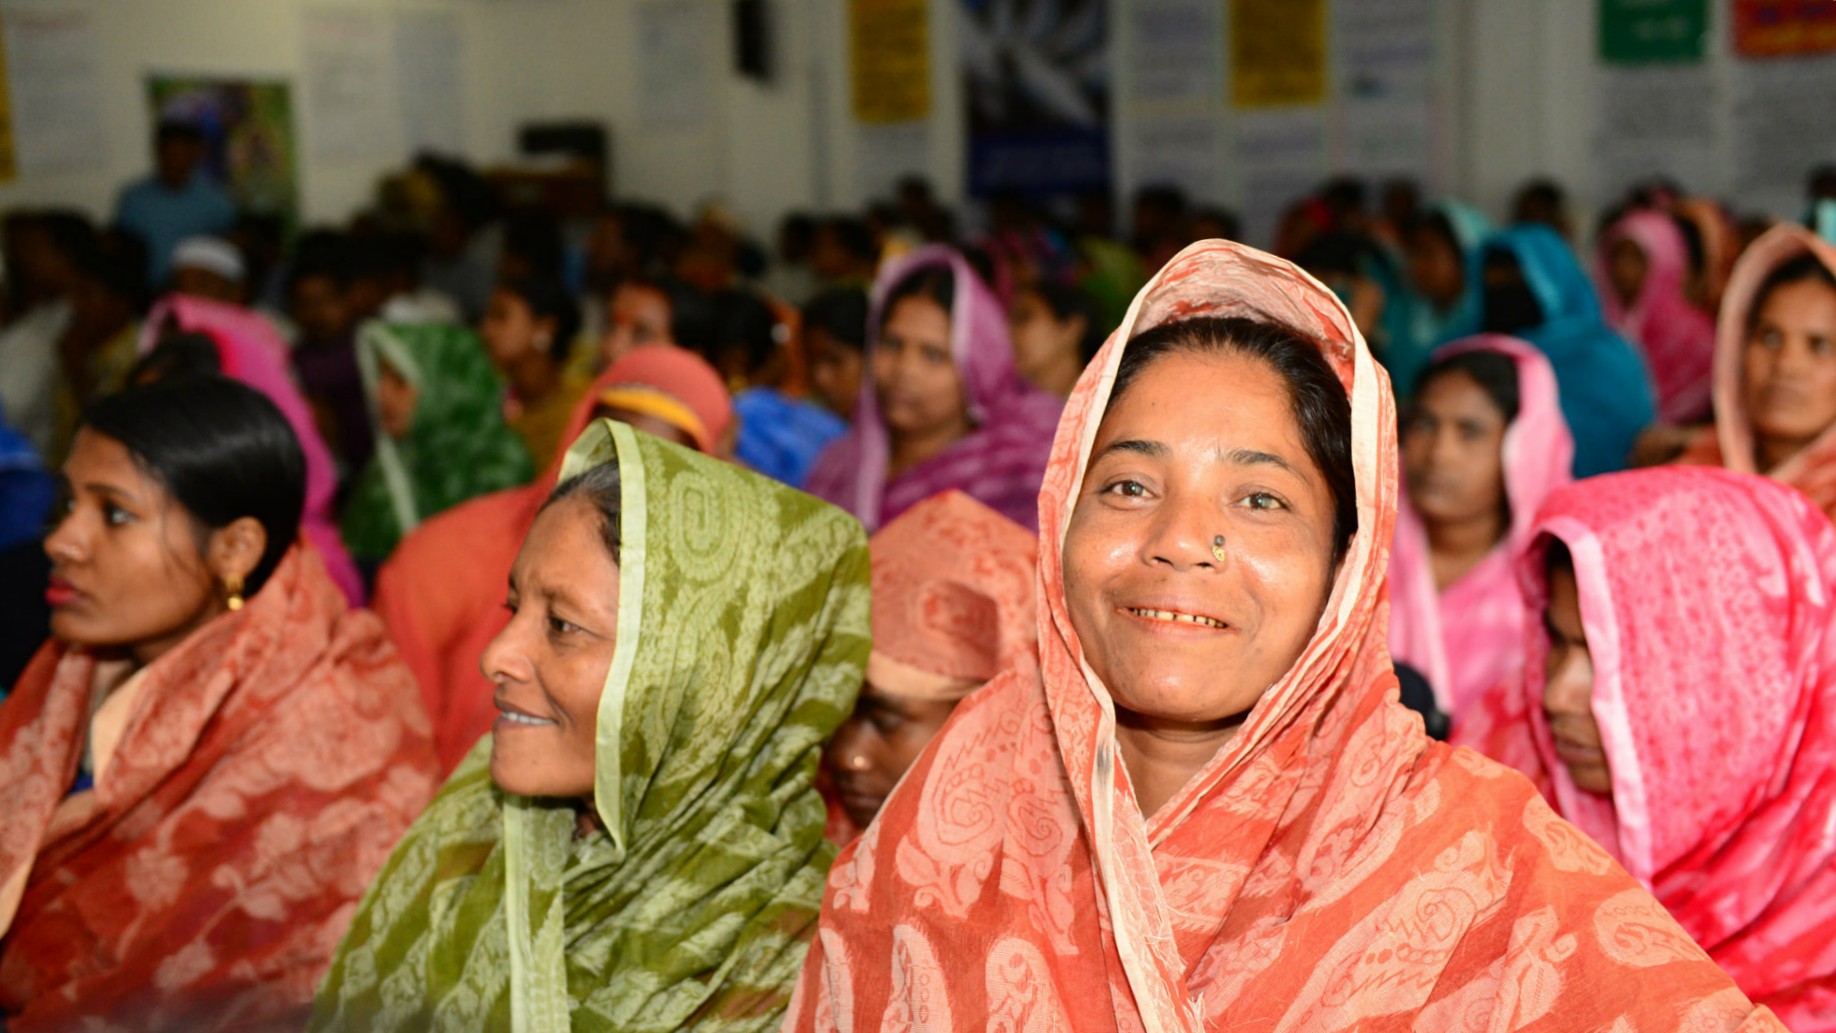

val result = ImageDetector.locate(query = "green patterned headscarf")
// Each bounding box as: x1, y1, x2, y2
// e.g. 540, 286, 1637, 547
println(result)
340, 321, 534, 562
312, 420, 870, 1032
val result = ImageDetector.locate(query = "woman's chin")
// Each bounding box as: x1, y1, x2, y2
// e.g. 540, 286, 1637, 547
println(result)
488, 746, 591, 799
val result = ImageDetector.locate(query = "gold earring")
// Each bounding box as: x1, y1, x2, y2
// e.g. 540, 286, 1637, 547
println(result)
1211, 535, 1227, 563
225, 574, 245, 612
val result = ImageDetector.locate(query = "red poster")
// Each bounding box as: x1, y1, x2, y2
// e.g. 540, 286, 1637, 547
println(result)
1733, 0, 1836, 56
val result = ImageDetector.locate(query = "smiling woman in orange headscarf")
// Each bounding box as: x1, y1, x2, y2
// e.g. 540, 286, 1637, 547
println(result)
371, 345, 734, 772
788, 241, 1784, 1031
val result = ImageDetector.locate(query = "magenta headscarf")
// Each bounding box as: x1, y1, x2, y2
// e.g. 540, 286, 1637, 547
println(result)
137, 295, 366, 605
1490, 468, 1836, 1024
1597, 209, 1716, 424
804, 245, 1064, 532
1388, 334, 1573, 721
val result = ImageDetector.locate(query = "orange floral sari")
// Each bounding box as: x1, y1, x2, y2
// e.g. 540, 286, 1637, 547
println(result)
788, 241, 1784, 1031
0, 548, 438, 1032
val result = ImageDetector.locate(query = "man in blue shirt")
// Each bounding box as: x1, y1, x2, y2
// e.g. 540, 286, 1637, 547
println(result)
113, 120, 236, 291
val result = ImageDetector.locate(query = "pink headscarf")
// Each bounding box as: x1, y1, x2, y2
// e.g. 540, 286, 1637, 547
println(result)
1597, 209, 1716, 423
137, 294, 365, 605
804, 245, 1064, 532
1499, 468, 1836, 1025
1387, 334, 1572, 722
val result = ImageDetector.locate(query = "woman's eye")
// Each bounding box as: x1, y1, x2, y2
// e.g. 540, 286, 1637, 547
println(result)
1812, 336, 1833, 357
1245, 492, 1285, 512
1753, 330, 1783, 350
548, 615, 581, 637
869, 711, 903, 734
922, 346, 951, 366
103, 504, 133, 527
1103, 479, 1148, 498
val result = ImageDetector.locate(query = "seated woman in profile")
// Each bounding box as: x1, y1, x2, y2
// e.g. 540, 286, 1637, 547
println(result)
1387, 335, 1572, 727
312, 419, 870, 1031
0, 377, 437, 1033
1474, 466, 1836, 1026
372, 345, 735, 772
788, 240, 1785, 1031
824, 489, 1036, 840
805, 245, 1064, 532
1678, 224, 1836, 522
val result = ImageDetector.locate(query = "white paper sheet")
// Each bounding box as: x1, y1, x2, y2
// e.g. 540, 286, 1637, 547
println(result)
1235, 110, 1327, 247
855, 122, 930, 202
1, 11, 107, 174
634, 1, 717, 132
303, 7, 397, 161
394, 10, 464, 156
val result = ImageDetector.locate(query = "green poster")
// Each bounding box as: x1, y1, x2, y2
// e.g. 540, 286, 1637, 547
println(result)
147, 76, 299, 223
1599, 0, 1708, 63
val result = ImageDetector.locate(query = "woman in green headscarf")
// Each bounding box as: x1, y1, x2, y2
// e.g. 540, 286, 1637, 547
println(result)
311, 419, 870, 1032
340, 322, 535, 564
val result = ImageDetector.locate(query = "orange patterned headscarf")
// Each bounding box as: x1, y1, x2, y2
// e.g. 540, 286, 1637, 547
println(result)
864, 490, 1037, 701
789, 241, 1783, 1031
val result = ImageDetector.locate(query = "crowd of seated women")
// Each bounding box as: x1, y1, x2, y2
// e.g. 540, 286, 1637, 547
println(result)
2, 160, 1836, 1031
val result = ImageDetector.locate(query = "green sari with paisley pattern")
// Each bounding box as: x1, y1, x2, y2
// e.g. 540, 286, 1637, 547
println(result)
310, 420, 870, 1032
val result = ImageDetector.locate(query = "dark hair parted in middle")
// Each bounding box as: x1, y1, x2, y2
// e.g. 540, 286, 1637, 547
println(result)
878, 265, 956, 332
1413, 348, 1522, 424
83, 376, 306, 594
1109, 315, 1357, 563
546, 459, 623, 563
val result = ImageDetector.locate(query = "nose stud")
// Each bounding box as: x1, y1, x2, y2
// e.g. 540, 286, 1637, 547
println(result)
1212, 535, 1227, 563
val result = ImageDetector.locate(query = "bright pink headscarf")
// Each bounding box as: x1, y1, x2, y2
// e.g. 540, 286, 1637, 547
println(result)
1388, 334, 1573, 722
138, 294, 365, 606
1491, 467, 1836, 1025
1597, 209, 1716, 424
804, 245, 1064, 532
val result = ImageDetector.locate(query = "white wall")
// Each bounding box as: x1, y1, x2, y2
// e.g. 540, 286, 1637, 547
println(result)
0, 0, 1820, 243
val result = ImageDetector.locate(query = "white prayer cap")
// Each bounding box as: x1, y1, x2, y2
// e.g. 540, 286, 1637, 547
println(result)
172, 236, 246, 283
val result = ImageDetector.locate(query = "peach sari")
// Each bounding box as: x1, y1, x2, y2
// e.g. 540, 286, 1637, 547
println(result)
787, 241, 1783, 1031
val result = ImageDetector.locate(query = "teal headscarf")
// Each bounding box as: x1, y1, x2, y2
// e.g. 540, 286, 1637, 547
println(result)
1483, 225, 1656, 478
1376, 199, 1491, 399
340, 322, 534, 562
311, 420, 870, 1032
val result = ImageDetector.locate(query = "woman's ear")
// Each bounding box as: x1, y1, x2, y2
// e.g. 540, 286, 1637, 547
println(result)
206, 516, 270, 592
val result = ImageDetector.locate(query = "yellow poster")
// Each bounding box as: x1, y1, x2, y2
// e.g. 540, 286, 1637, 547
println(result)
851, 0, 930, 123
0, 14, 16, 182
1230, 0, 1326, 108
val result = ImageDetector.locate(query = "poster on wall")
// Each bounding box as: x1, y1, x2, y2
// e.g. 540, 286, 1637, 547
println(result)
1231, 0, 1326, 108
1593, 65, 1715, 200
851, 0, 930, 123
1734, 0, 1836, 57
147, 76, 299, 221
1127, 0, 1223, 202
1731, 57, 1836, 214
1598, 0, 1708, 63
961, 0, 1111, 197
1332, 0, 1435, 182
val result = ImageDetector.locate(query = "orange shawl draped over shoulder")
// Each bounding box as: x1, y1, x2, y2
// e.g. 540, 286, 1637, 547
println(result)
0, 548, 439, 1032
788, 241, 1783, 1031
1678, 225, 1836, 521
